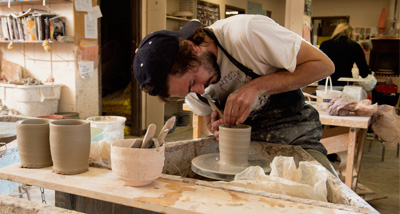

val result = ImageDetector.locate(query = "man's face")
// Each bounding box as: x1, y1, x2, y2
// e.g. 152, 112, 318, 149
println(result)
168, 50, 220, 97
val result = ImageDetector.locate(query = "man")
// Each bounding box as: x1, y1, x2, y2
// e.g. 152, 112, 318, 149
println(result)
133, 15, 336, 175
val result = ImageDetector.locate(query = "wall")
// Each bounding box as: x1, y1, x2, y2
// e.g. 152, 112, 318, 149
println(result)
284, 0, 305, 36
312, 0, 392, 35
141, 0, 167, 134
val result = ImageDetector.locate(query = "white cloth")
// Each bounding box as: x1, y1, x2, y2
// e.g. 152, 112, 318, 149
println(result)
185, 15, 303, 116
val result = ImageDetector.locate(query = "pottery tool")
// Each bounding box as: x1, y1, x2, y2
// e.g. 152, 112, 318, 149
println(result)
158, 129, 169, 146
153, 138, 160, 149
205, 96, 223, 119
157, 116, 176, 145
141, 123, 156, 148
129, 139, 142, 148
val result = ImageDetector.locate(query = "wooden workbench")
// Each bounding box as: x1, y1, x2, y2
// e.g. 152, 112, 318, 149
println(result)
0, 138, 377, 213
0, 163, 375, 214
318, 109, 371, 191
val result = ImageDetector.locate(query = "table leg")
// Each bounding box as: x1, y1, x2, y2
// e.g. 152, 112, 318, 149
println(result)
192, 114, 202, 139
353, 128, 367, 191
345, 128, 357, 188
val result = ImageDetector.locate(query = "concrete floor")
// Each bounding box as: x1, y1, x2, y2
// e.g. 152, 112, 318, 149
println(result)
358, 139, 400, 214
10, 126, 400, 213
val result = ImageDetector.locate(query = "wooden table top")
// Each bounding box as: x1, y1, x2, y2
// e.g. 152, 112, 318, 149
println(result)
317, 108, 371, 129
0, 163, 374, 214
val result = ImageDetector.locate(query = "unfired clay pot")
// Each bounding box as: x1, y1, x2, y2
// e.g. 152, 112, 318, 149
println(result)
16, 119, 53, 168
218, 124, 252, 166
111, 139, 165, 187
50, 119, 91, 175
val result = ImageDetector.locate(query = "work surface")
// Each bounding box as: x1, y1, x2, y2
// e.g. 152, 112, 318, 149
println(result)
0, 138, 377, 214
318, 109, 371, 129
0, 163, 374, 214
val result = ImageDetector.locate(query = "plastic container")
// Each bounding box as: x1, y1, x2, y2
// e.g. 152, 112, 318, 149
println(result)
0, 83, 61, 116
91, 127, 105, 142
86, 116, 126, 144
316, 77, 341, 110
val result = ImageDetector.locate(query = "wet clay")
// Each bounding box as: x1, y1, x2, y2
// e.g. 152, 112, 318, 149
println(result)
16, 119, 53, 168
50, 119, 91, 175
111, 139, 165, 187
218, 124, 252, 166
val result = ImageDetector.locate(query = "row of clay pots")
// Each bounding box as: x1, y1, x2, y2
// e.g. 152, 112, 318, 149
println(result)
16, 119, 90, 175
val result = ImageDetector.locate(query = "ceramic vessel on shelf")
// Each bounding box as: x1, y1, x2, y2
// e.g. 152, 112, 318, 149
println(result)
172, 11, 193, 19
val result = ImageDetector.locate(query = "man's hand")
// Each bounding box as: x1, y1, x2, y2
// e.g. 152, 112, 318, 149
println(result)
223, 80, 263, 126
210, 111, 224, 141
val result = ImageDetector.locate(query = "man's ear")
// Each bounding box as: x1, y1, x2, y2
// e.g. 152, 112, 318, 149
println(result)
186, 40, 201, 54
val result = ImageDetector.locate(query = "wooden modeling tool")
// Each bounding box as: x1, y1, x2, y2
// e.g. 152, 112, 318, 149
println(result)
141, 123, 156, 148
205, 96, 223, 119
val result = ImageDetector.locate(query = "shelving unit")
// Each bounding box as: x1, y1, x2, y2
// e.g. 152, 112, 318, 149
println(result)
166, 0, 195, 31
197, 0, 219, 26
0, 0, 100, 119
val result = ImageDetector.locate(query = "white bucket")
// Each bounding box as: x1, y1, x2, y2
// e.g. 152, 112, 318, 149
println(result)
0, 83, 61, 116
316, 77, 342, 110
86, 116, 126, 144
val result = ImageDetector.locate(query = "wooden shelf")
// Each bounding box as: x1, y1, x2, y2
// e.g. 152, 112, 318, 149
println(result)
0, 39, 73, 44
166, 15, 191, 22
0, 0, 71, 5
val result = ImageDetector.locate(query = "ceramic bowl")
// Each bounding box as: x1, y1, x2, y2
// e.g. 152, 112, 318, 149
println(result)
172, 11, 193, 18
111, 139, 165, 186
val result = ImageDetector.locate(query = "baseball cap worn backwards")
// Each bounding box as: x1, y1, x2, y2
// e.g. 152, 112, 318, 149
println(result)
133, 20, 201, 96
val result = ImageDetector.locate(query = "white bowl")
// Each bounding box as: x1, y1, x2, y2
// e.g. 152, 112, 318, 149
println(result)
111, 139, 165, 187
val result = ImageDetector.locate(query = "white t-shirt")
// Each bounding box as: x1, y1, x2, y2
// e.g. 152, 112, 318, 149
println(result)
185, 15, 303, 116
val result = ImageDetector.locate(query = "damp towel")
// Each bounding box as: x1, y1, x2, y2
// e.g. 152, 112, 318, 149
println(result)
327, 98, 399, 147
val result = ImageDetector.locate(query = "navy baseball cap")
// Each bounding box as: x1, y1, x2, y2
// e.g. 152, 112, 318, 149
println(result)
133, 19, 202, 96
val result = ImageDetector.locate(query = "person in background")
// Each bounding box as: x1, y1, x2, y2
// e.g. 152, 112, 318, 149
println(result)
133, 15, 337, 175
318, 23, 372, 87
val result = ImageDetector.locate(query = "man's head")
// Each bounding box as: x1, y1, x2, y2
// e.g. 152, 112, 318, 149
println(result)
133, 20, 220, 100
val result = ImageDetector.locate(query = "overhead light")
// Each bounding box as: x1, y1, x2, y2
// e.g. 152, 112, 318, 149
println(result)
226, 11, 239, 15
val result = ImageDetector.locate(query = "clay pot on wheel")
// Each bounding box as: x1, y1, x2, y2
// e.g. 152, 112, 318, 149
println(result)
219, 124, 252, 166
16, 119, 53, 168
50, 119, 91, 175
111, 139, 165, 187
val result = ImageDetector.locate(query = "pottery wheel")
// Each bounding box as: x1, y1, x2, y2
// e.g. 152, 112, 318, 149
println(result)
191, 153, 271, 181
0, 122, 16, 138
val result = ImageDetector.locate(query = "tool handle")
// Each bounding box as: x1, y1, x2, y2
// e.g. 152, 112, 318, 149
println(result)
141, 123, 156, 148
206, 97, 224, 119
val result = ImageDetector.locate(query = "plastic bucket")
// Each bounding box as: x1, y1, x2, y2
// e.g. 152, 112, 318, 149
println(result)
316, 77, 342, 110
86, 116, 126, 144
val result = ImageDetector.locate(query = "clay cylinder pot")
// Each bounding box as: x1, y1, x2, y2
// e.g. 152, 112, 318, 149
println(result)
111, 139, 165, 187
218, 124, 252, 166
16, 119, 52, 168
50, 119, 91, 175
